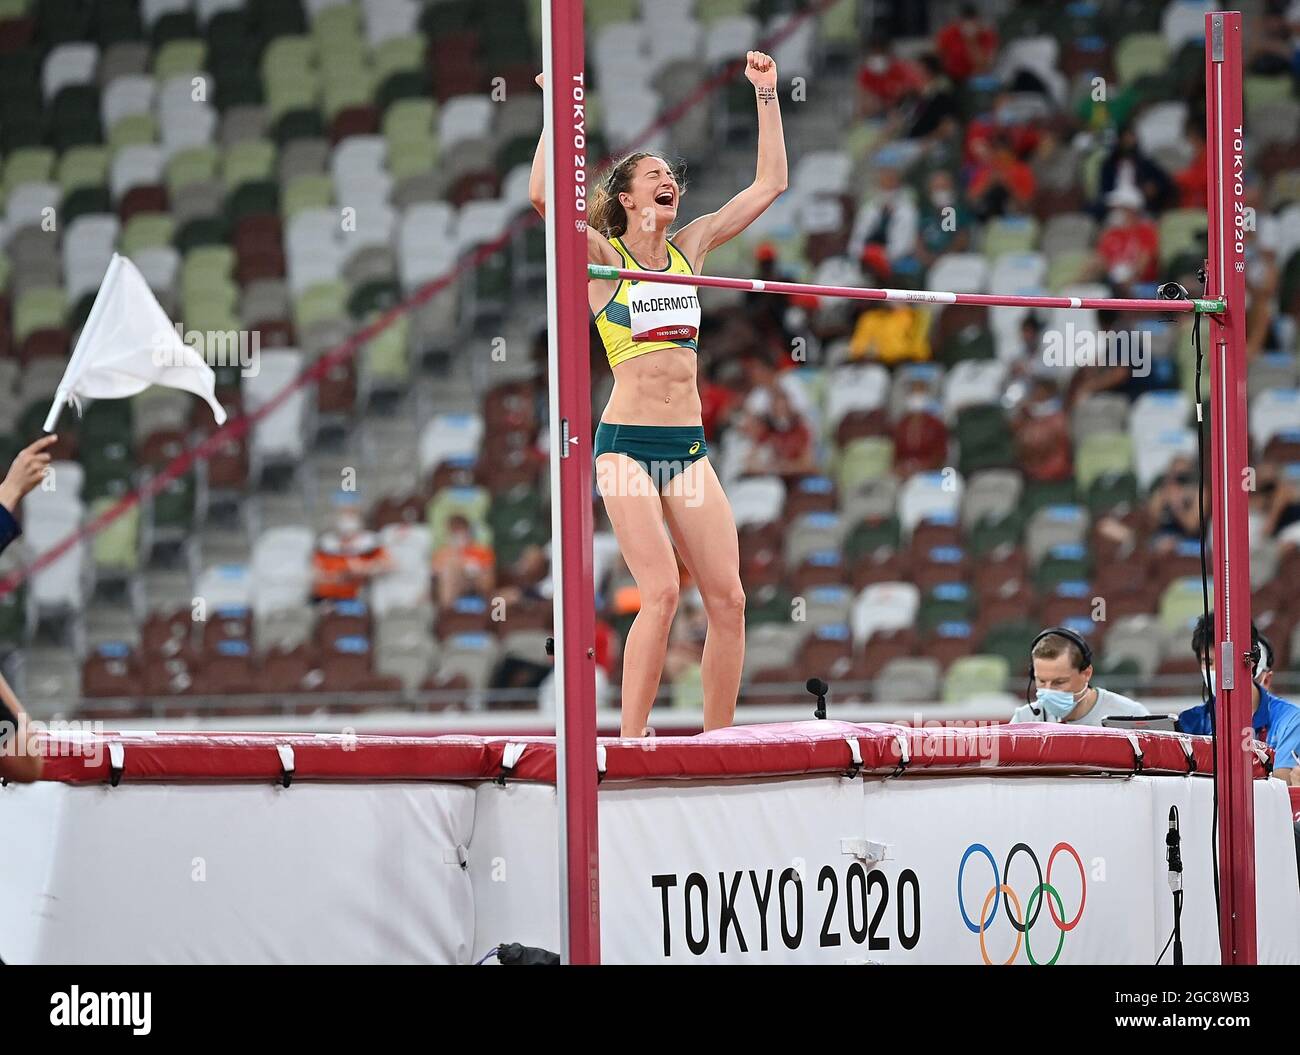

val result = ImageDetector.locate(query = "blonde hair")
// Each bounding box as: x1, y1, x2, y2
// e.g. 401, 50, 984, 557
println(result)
588, 152, 686, 239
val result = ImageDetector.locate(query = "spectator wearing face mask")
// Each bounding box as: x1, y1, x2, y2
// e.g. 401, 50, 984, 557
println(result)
1147, 455, 1203, 550
902, 55, 960, 139
912, 169, 971, 268
432, 514, 496, 606
1092, 185, 1160, 287
892, 379, 947, 477
966, 135, 1036, 220
1011, 628, 1148, 726
1011, 378, 1072, 483
1176, 615, 1300, 785
312, 503, 394, 603
847, 164, 919, 265
934, 3, 998, 82
856, 33, 922, 118
1252, 462, 1300, 550
1097, 125, 1174, 216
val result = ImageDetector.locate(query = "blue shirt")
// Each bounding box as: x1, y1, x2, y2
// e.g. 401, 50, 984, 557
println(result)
0, 502, 19, 557
1177, 685, 1300, 770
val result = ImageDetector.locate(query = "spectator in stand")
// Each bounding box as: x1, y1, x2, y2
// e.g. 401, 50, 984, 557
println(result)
1006, 313, 1047, 384
1074, 80, 1139, 134
312, 501, 393, 603
856, 33, 922, 118
431, 514, 496, 606
892, 377, 948, 477
901, 55, 960, 139
697, 356, 745, 444
1255, 463, 1300, 550
912, 169, 972, 269
1097, 124, 1175, 216
1247, 1, 1297, 75
935, 3, 998, 82
1146, 455, 1203, 550
1091, 185, 1160, 287
848, 246, 932, 365
1011, 378, 1073, 483
719, 377, 818, 484
744, 242, 804, 359
1030, 124, 1083, 201
1174, 125, 1208, 209
0, 435, 57, 558
847, 162, 919, 265
966, 135, 1036, 219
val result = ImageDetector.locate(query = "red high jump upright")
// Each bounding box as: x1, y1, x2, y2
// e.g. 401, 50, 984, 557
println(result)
1204, 10, 1256, 965
542, 0, 600, 964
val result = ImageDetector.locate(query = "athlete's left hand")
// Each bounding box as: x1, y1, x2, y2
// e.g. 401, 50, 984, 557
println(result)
744, 50, 777, 90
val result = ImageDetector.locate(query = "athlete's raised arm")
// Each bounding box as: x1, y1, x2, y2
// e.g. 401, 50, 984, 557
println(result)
675, 51, 788, 269
528, 73, 621, 267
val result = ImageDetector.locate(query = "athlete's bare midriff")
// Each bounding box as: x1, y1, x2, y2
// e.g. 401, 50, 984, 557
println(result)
601, 345, 702, 427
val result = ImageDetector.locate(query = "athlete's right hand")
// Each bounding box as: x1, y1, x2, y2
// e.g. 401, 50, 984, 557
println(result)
535, 73, 544, 88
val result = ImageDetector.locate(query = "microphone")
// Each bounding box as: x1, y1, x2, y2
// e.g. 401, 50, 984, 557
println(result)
806, 678, 828, 720
1165, 805, 1183, 966
1165, 805, 1182, 890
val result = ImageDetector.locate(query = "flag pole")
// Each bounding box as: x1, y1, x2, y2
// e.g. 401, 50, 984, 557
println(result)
42, 253, 124, 433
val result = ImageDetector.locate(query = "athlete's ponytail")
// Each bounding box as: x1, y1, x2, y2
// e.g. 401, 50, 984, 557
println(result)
589, 152, 685, 239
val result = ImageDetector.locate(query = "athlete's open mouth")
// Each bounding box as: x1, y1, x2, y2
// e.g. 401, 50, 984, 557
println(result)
655, 190, 675, 206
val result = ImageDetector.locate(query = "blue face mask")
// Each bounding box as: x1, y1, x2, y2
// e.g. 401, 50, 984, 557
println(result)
1036, 688, 1079, 720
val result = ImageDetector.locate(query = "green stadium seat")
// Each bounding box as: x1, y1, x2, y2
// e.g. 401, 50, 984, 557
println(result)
166, 145, 219, 193
1086, 471, 1138, 515
1114, 33, 1168, 85
294, 281, 349, 331
969, 511, 1024, 556
153, 38, 206, 78
942, 654, 1011, 702
956, 405, 1014, 474
121, 212, 176, 255
1075, 431, 1133, 490
845, 517, 901, 562
89, 498, 140, 572
364, 316, 410, 387
57, 144, 109, 192
2, 145, 55, 198
108, 112, 157, 152
836, 437, 894, 494
1159, 578, 1209, 636
426, 486, 491, 548
979, 619, 1040, 673
13, 287, 67, 342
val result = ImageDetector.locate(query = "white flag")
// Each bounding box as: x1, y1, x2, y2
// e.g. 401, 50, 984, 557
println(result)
43, 253, 227, 432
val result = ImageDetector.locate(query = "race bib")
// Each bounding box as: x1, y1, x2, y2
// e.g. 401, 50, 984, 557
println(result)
627, 280, 700, 342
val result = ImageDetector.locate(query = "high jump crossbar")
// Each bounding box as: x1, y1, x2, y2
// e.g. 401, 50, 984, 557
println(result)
548, 6, 1255, 964
585, 265, 1228, 313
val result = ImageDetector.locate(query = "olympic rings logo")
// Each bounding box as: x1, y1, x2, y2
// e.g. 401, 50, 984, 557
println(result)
956, 842, 1087, 965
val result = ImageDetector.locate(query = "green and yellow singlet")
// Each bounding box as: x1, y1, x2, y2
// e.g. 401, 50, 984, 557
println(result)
592, 236, 700, 368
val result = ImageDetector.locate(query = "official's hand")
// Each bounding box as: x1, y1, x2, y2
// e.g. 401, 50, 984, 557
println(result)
0, 434, 57, 512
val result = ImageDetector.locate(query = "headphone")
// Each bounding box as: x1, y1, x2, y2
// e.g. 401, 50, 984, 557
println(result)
1026, 626, 1095, 713
1256, 633, 1273, 679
